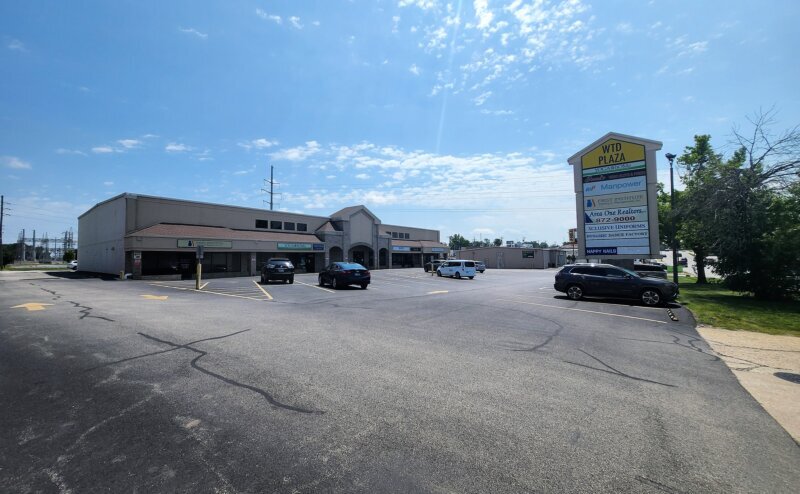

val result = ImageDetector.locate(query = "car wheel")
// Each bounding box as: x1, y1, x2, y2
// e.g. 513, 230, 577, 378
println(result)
361, 283, 368, 289
436, 270, 442, 277
261, 273, 265, 284
318, 275, 325, 286
566, 284, 583, 300
332, 277, 338, 289
468, 276, 474, 280
641, 288, 662, 306
455, 272, 461, 279
289, 277, 294, 284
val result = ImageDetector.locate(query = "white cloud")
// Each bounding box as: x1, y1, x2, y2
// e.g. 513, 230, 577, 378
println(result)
312, 20, 321, 27
179, 27, 208, 39
355, 173, 370, 180
480, 109, 513, 115
409, 64, 420, 75
392, 16, 401, 34
399, 0, 438, 9
616, 22, 633, 34
165, 142, 192, 153
2, 156, 32, 169
256, 9, 282, 24
103, 181, 114, 186
289, 16, 303, 29
473, 91, 492, 106
56, 148, 87, 156
92, 146, 114, 154
270, 141, 321, 161
7, 38, 26, 52
239, 138, 279, 151
117, 139, 141, 149
474, 0, 494, 31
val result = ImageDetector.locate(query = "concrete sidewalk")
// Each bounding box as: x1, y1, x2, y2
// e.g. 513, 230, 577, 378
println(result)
697, 326, 800, 443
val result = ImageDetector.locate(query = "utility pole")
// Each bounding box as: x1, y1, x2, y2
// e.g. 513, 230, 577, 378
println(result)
262, 164, 279, 210
32, 230, 36, 262
665, 153, 679, 285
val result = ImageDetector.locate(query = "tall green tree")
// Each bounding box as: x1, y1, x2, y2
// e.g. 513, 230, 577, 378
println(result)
676, 134, 724, 284
448, 234, 470, 250
701, 110, 800, 299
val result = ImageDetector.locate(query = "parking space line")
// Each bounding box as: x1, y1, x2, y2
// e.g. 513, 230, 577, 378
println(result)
149, 283, 270, 302
427, 290, 449, 295
199, 282, 209, 290
495, 298, 667, 324
294, 280, 336, 294
252, 280, 274, 300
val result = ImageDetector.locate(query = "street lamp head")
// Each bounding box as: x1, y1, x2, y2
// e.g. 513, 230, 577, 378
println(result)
665, 152, 676, 162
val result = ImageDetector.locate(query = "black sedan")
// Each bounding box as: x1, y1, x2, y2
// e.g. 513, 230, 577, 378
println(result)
318, 262, 370, 289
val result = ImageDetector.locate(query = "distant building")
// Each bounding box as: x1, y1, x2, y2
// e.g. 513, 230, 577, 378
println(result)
78, 193, 447, 278
453, 246, 565, 269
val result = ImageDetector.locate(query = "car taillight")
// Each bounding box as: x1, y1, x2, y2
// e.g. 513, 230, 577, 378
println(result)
363, 270, 370, 275
342, 270, 352, 274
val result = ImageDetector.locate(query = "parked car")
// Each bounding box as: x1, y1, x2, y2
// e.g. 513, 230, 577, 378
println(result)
679, 257, 688, 266
67, 260, 78, 270
261, 258, 294, 284
424, 259, 445, 272
436, 260, 476, 279
318, 262, 370, 289
554, 263, 678, 306
633, 263, 668, 279
474, 261, 486, 273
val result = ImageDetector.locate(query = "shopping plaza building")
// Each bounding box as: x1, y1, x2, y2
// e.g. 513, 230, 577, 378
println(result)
78, 193, 449, 278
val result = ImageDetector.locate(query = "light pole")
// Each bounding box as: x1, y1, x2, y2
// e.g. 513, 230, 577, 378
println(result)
665, 152, 679, 285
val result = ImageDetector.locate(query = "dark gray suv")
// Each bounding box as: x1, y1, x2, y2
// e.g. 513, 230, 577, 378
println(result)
261, 258, 294, 284
554, 263, 678, 306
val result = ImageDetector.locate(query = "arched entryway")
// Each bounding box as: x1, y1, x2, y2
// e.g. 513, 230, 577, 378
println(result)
329, 246, 344, 263
379, 248, 388, 268
349, 244, 374, 268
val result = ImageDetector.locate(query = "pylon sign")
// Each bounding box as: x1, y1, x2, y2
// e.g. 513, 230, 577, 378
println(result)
567, 133, 662, 259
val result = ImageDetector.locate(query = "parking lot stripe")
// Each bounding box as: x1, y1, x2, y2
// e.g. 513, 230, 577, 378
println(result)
252, 280, 274, 300
294, 280, 336, 294
199, 282, 209, 290
149, 283, 269, 302
495, 298, 668, 324
427, 290, 449, 295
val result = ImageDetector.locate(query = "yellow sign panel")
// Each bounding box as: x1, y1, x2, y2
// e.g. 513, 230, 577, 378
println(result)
581, 139, 645, 170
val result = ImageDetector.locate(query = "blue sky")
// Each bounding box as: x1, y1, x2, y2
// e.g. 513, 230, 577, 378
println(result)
2, 0, 799, 246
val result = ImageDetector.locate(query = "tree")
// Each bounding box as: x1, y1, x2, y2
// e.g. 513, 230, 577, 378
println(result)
699, 110, 800, 299
493, 238, 503, 247
676, 134, 724, 284
63, 249, 76, 262
448, 234, 470, 250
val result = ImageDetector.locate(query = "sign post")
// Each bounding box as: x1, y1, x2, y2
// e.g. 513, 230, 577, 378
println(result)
568, 133, 662, 263
196, 245, 204, 290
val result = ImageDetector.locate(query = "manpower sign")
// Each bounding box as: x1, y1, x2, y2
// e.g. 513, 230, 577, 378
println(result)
567, 133, 662, 259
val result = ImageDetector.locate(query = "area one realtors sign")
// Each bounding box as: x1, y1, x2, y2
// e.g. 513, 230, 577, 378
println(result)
567, 132, 662, 259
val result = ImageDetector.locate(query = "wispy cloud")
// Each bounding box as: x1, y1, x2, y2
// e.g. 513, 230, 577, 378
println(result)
179, 27, 208, 39
56, 148, 87, 156
409, 64, 420, 75
239, 138, 279, 151
289, 16, 303, 29
165, 142, 192, 153
355, 173, 370, 180
270, 141, 321, 161
256, 9, 282, 24
2, 156, 32, 169
92, 146, 115, 154
117, 139, 141, 149
473, 91, 492, 106
7, 38, 27, 52
103, 181, 114, 186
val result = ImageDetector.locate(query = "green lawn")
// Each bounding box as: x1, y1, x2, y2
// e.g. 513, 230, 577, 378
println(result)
678, 277, 800, 336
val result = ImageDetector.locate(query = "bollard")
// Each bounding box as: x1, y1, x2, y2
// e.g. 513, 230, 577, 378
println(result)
119, 270, 124, 280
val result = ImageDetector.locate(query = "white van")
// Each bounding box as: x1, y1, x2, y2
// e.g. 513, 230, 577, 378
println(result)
436, 260, 477, 279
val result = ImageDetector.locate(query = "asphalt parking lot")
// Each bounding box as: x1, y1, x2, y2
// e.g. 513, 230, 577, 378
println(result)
1, 268, 798, 493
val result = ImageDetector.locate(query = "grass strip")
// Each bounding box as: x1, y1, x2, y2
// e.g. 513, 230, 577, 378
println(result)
678, 277, 800, 336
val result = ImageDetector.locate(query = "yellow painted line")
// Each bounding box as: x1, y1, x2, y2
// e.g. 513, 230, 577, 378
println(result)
427, 290, 449, 295
252, 280, 274, 300
11, 302, 53, 311
495, 298, 667, 324
149, 283, 190, 291
294, 280, 335, 294
199, 282, 209, 290
141, 295, 169, 300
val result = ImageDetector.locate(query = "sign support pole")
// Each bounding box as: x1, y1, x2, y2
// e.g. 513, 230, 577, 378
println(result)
196, 245, 204, 290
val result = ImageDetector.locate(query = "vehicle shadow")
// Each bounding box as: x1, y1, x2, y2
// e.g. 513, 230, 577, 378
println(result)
44, 271, 120, 281
553, 295, 681, 309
